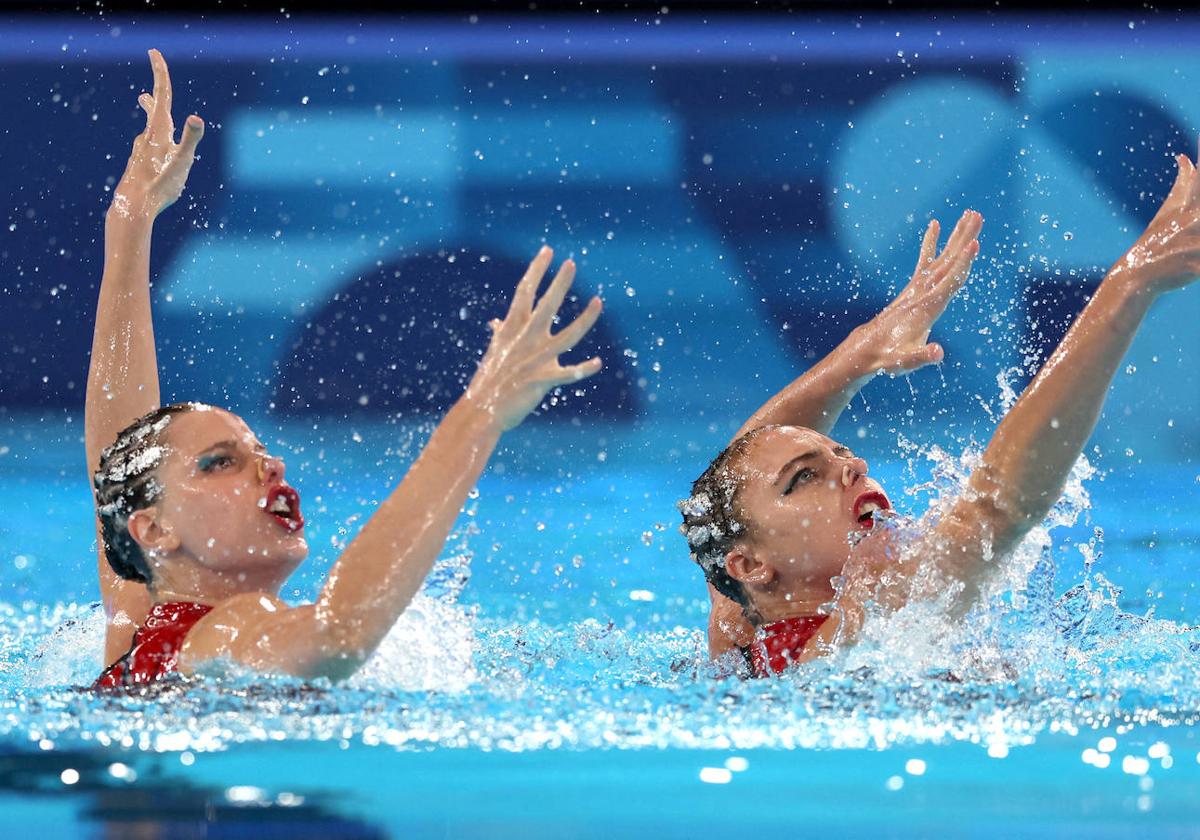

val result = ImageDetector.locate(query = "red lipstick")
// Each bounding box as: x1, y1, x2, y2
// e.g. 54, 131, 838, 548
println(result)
852, 491, 891, 529
264, 483, 304, 533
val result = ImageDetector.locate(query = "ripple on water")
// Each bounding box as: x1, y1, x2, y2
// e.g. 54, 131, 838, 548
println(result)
4, 436, 1198, 757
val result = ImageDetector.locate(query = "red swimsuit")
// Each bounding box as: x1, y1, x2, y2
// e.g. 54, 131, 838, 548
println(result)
93, 601, 213, 690
749, 614, 829, 677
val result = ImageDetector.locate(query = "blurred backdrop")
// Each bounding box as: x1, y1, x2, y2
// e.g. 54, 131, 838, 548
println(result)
2, 13, 1198, 461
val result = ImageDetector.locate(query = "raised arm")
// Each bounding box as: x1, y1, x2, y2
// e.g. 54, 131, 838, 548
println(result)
181, 248, 603, 680
708, 211, 982, 658
86, 50, 204, 664
734, 210, 983, 440
906, 150, 1200, 614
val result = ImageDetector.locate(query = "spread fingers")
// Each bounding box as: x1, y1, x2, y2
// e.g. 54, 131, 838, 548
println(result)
941, 209, 981, 263
147, 49, 174, 140
506, 246, 554, 324
550, 296, 602, 353
945, 238, 980, 291
532, 258, 577, 329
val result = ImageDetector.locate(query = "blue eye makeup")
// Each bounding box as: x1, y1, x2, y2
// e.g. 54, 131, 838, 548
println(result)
198, 453, 234, 472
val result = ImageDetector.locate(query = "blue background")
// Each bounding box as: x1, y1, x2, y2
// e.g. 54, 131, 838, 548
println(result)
1, 14, 1198, 462
2, 15, 1200, 836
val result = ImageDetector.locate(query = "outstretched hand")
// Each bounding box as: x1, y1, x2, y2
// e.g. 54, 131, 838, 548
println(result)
466, 246, 604, 431
854, 210, 983, 375
1112, 142, 1200, 296
112, 49, 205, 221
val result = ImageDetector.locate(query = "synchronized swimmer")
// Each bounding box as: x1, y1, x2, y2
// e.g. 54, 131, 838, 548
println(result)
89, 51, 602, 687
87, 50, 1200, 688
683, 162, 1200, 675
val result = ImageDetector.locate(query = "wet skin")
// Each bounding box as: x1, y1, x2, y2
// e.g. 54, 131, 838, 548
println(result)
728, 425, 891, 605
136, 408, 308, 595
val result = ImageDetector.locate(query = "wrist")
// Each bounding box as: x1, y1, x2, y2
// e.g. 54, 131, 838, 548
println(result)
1098, 265, 1157, 331
451, 392, 506, 439
841, 325, 885, 379
105, 202, 156, 231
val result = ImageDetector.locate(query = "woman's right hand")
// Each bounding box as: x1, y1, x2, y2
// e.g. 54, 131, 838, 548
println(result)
850, 209, 983, 375
465, 246, 604, 431
111, 49, 205, 222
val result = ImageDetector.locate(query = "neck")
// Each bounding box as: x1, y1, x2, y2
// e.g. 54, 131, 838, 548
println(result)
148, 551, 289, 606
748, 579, 836, 628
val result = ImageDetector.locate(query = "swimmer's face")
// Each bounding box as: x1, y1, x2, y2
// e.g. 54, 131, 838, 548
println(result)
147, 407, 308, 582
731, 426, 890, 594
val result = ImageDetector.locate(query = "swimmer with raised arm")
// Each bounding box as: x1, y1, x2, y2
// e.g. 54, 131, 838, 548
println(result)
686, 210, 984, 665
88, 51, 603, 688
683, 152, 1200, 676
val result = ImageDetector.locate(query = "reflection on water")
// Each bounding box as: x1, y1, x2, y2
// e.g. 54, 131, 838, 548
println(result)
0, 749, 386, 839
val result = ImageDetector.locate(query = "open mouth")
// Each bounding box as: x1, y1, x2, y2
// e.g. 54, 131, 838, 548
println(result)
852, 491, 891, 529
262, 484, 304, 533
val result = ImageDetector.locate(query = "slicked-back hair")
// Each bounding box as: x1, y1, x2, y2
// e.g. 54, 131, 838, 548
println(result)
93, 402, 209, 584
679, 425, 778, 610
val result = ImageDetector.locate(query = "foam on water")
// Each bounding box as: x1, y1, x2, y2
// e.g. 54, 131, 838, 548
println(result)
3, 541, 1198, 758
3, 392, 1197, 759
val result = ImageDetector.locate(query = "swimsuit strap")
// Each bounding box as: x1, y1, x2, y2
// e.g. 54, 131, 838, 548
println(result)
750, 614, 829, 677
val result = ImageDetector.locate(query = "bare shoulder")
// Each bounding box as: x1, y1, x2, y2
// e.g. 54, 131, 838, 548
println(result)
178, 592, 292, 674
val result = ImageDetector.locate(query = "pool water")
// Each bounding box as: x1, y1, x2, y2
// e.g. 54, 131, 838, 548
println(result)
2, 414, 1198, 835
5, 13, 1200, 832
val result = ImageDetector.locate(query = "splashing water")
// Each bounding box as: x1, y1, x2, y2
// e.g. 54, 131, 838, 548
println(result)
3, 393, 1198, 762
4, 466, 1198, 760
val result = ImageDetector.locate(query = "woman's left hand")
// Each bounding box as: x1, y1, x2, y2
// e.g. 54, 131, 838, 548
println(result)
1110, 144, 1200, 297
850, 209, 983, 376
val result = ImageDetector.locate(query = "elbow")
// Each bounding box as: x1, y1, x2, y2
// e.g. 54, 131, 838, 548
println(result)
960, 467, 1038, 550
968, 457, 1069, 536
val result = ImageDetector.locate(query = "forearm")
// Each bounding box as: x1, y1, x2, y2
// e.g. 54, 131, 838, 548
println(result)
85, 210, 160, 473
739, 212, 983, 440
973, 273, 1154, 541
915, 275, 1151, 614
736, 327, 876, 440
313, 397, 502, 662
